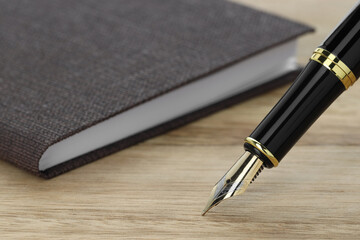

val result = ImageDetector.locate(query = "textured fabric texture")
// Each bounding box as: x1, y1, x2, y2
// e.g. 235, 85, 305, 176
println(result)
0, 0, 312, 178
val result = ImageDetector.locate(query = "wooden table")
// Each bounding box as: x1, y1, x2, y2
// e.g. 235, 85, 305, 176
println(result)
1, 1, 359, 239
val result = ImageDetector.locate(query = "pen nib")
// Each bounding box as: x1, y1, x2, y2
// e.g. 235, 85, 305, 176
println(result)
202, 151, 263, 216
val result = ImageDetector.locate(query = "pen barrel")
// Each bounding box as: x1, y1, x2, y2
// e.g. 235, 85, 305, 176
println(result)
244, 61, 345, 168
244, 3, 360, 168
320, 3, 360, 77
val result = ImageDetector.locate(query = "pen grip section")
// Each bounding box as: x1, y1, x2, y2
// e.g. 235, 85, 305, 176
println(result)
245, 61, 345, 168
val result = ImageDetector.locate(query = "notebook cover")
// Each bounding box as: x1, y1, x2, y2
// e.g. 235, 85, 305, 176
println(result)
0, 0, 312, 178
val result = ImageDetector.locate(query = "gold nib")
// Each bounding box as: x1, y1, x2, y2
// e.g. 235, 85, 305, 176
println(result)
202, 151, 263, 215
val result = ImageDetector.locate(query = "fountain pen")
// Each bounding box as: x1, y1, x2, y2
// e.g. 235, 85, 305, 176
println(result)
202, 3, 360, 215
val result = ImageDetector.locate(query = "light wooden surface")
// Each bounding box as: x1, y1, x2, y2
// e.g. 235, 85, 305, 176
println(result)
1, 1, 360, 239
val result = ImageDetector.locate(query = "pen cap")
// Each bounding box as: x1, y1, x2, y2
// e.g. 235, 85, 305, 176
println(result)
245, 4, 360, 168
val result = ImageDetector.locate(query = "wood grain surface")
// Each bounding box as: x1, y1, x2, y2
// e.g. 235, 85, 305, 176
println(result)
0, 0, 359, 239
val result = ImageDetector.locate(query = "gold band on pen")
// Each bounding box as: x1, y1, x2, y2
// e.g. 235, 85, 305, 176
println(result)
310, 48, 357, 89
245, 137, 279, 167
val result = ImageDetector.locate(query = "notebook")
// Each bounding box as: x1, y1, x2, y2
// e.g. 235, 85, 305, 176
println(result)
0, 0, 312, 178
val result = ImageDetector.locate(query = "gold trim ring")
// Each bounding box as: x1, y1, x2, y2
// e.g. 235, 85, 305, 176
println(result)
310, 48, 357, 89
245, 137, 279, 167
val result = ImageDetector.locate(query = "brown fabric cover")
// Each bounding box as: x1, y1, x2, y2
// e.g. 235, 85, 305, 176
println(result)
0, 0, 312, 178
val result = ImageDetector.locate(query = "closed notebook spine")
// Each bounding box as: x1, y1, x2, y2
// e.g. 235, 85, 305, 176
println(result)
40, 70, 301, 178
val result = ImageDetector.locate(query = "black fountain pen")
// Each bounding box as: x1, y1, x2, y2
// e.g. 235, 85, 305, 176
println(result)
202, 3, 360, 215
